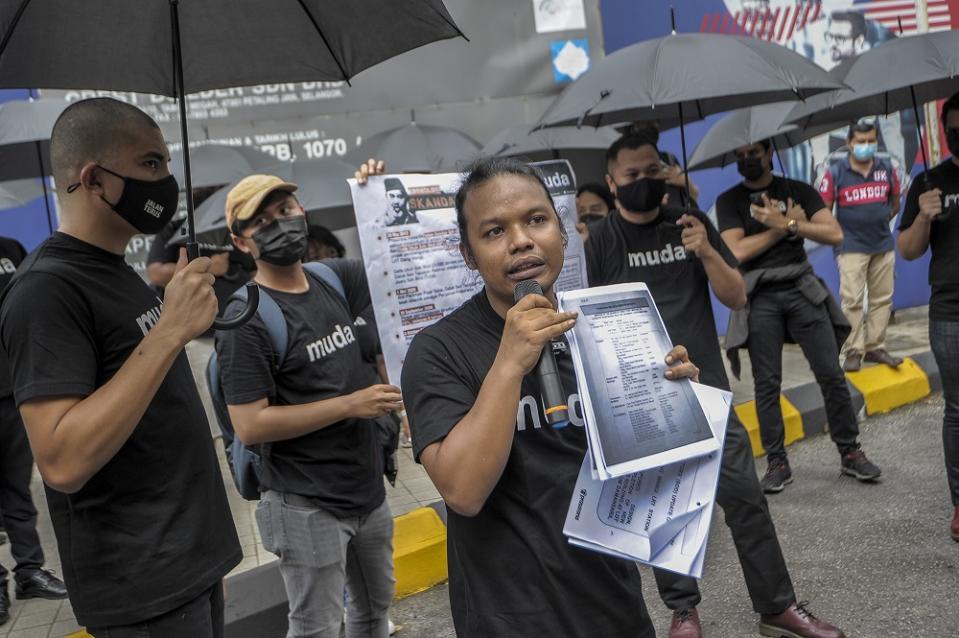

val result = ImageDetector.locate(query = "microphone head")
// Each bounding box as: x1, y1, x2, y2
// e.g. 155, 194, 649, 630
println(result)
513, 278, 544, 303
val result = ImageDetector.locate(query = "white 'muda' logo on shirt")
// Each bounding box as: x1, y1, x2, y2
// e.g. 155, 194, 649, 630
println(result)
306, 324, 356, 362
136, 303, 163, 336
944, 193, 959, 208
144, 199, 164, 218
516, 392, 584, 431
627, 243, 687, 268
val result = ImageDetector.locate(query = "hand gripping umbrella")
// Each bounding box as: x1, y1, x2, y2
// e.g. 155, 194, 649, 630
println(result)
0, 0, 464, 329
535, 10, 842, 205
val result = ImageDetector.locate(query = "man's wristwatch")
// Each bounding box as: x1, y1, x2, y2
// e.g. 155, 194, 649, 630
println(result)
786, 218, 799, 236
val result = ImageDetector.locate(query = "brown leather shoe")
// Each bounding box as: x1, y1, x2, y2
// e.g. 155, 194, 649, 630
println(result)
863, 348, 903, 368
951, 506, 959, 542
842, 351, 862, 372
759, 602, 845, 638
669, 608, 703, 638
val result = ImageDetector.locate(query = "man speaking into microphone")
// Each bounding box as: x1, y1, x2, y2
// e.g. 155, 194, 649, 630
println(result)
398, 157, 700, 638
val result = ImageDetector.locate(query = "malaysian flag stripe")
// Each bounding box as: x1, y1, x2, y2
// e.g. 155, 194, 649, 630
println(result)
777, 5, 792, 40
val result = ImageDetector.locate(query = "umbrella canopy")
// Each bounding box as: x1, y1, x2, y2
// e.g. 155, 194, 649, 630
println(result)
687, 102, 841, 171
170, 144, 279, 189
0, 1, 462, 96
482, 125, 620, 157
352, 122, 480, 173
0, 98, 65, 181
535, 32, 843, 130
785, 29, 959, 130
171, 157, 359, 249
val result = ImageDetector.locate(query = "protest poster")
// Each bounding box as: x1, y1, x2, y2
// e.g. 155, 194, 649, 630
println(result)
348, 159, 586, 385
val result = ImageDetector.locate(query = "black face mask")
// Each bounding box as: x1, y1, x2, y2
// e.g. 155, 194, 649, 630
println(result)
253, 216, 309, 266
90, 165, 179, 234
946, 127, 959, 158
737, 156, 765, 182
615, 177, 667, 213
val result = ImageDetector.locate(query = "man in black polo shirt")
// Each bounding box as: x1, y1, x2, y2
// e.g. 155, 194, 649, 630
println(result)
216, 174, 398, 638
0, 235, 67, 628
716, 139, 881, 494
898, 91, 959, 541
0, 98, 241, 637
587, 132, 844, 638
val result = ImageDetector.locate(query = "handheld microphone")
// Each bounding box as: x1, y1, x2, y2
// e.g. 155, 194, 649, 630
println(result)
513, 279, 569, 426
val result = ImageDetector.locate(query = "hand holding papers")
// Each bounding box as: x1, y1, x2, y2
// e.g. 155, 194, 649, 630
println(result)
564, 383, 732, 578
557, 283, 719, 479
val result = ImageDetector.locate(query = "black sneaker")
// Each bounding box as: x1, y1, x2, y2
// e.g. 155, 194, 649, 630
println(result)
15, 569, 68, 600
761, 459, 793, 494
0, 530, 7, 546
841, 449, 882, 482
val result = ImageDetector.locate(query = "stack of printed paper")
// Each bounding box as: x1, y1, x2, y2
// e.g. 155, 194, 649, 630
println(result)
563, 382, 731, 578
557, 282, 720, 480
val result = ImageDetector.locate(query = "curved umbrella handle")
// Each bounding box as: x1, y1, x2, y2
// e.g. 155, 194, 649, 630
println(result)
212, 282, 260, 331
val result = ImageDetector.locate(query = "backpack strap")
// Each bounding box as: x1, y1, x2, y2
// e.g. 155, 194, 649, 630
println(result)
303, 261, 346, 301
228, 284, 290, 369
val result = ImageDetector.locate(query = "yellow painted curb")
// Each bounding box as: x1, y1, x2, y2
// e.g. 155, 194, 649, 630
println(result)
65, 632, 92, 638
393, 506, 448, 599
734, 395, 804, 458
845, 357, 931, 416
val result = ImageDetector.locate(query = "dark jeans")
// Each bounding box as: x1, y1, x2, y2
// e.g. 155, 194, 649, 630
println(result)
654, 413, 796, 615
930, 319, 959, 506
0, 395, 44, 583
746, 287, 860, 460
88, 581, 224, 638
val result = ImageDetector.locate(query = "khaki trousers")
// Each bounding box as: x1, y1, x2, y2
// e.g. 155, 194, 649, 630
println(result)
837, 250, 895, 355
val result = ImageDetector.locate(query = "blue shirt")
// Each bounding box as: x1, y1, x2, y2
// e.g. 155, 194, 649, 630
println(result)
819, 156, 900, 254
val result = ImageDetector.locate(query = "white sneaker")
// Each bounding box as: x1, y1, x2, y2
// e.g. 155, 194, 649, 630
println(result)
389, 618, 397, 635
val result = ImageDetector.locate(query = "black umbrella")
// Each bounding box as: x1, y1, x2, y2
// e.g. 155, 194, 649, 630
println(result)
535, 12, 842, 205
169, 157, 359, 249
785, 27, 959, 180
0, 98, 66, 232
352, 121, 480, 173
0, 0, 463, 328
687, 102, 839, 171
170, 144, 278, 189
482, 125, 620, 157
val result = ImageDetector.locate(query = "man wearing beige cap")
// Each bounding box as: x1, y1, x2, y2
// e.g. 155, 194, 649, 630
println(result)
215, 174, 400, 638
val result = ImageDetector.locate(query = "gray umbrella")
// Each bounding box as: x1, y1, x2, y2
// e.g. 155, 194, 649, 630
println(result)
170, 157, 359, 249
0, 98, 67, 231
784, 29, 959, 178
352, 122, 480, 173
482, 125, 620, 157
687, 102, 841, 171
535, 32, 843, 130
170, 144, 279, 189
0, 0, 462, 328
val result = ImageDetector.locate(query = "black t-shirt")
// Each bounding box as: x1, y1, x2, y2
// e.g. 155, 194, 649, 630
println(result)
402, 292, 653, 638
716, 176, 822, 271
900, 158, 959, 321
0, 232, 241, 628
215, 258, 385, 516
586, 207, 737, 391
0, 236, 27, 398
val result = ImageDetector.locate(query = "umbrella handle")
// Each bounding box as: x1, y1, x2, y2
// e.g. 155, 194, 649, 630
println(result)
212, 283, 260, 331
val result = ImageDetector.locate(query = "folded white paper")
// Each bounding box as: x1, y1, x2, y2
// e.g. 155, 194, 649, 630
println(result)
564, 383, 731, 578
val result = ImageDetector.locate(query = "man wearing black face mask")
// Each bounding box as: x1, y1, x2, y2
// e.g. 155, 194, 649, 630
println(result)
717, 139, 881, 495
215, 174, 398, 638
0, 98, 240, 636
587, 132, 845, 638
898, 91, 959, 541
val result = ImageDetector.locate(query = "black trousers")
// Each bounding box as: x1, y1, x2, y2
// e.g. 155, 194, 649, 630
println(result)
654, 412, 796, 615
0, 394, 44, 582
88, 581, 225, 638
746, 287, 859, 460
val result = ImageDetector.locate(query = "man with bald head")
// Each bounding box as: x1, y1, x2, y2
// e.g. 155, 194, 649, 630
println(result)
0, 98, 241, 637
